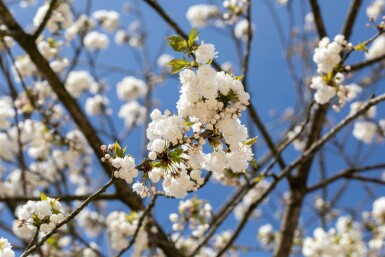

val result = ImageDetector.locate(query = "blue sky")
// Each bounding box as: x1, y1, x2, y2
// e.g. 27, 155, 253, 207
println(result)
3, 0, 385, 256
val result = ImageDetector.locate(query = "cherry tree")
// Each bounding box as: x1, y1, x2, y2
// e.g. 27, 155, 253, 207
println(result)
0, 0, 385, 257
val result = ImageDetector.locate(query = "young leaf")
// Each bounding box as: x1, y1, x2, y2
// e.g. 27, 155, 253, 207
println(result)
166, 35, 187, 52
168, 58, 190, 74
188, 27, 199, 48
244, 136, 258, 146
354, 42, 368, 52
40, 192, 47, 201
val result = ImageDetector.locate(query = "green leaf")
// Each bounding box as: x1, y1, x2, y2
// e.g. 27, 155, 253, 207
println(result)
152, 161, 162, 168
243, 136, 258, 146
254, 174, 265, 184
188, 28, 199, 48
354, 42, 368, 52
40, 192, 47, 201
250, 158, 258, 169
234, 75, 244, 81
167, 58, 190, 74
166, 35, 187, 52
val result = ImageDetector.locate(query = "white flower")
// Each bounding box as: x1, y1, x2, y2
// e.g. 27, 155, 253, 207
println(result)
352, 121, 377, 144
114, 29, 129, 45
186, 4, 219, 27
372, 197, 385, 223
0, 237, 15, 257
0, 97, 15, 130
113, 156, 138, 184
84, 31, 110, 50
367, 0, 385, 20
258, 224, 274, 246
194, 41, 218, 64
132, 182, 149, 198
366, 35, 385, 60
65, 70, 98, 98
350, 101, 376, 118
304, 12, 315, 32
116, 76, 147, 101
310, 76, 336, 104
146, 110, 185, 151
235, 19, 253, 41
85, 95, 109, 116
313, 36, 343, 74
92, 10, 119, 31
65, 14, 95, 42
118, 101, 146, 128
157, 54, 173, 68
33, 2, 73, 33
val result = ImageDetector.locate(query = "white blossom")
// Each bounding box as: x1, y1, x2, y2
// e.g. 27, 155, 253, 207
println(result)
116, 76, 147, 101
186, 4, 219, 27
84, 31, 110, 50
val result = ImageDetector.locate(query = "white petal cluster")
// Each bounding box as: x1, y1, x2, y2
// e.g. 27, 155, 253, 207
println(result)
65, 70, 98, 98
76, 209, 105, 237
352, 121, 377, 144
139, 43, 253, 198
132, 182, 151, 198
118, 101, 146, 128
350, 102, 378, 144
310, 76, 336, 104
66, 15, 95, 42
146, 109, 186, 152
194, 41, 218, 64
186, 4, 220, 27
85, 95, 109, 116
372, 197, 385, 223
0, 97, 15, 129
258, 224, 275, 247
303, 216, 367, 257
313, 35, 344, 74
234, 19, 253, 41
366, 35, 385, 60
157, 54, 173, 69
0, 35, 14, 51
33, 2, 73, 33
170, 198, 212, 234
366, 0, 385, 20
0, 237, 15, 257
112, 155, 138, 183
304, 12, 315, 32
92, 10, 119, 31
84, 31, 110, 50
117, 76, 147, 101
177, 64, 249, 125
15, 197, 65, 234
106, 211, 148, 251
12, 55, 38, 81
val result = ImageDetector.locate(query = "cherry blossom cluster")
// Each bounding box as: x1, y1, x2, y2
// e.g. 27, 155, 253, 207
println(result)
117, 76, 147, 128
106, 211, 148, 255
0, 238, 15, 257
367, 0, 385, 20
302, 216, 367, 257
101, 143, 139, 184
169, 197, 212, 237
186, 2, 252, 41
15, 194, 65, 235
257, 224, 276, 248
350, 103, 385, 144
105, 38, 255, 198
311, 35, 358, 106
